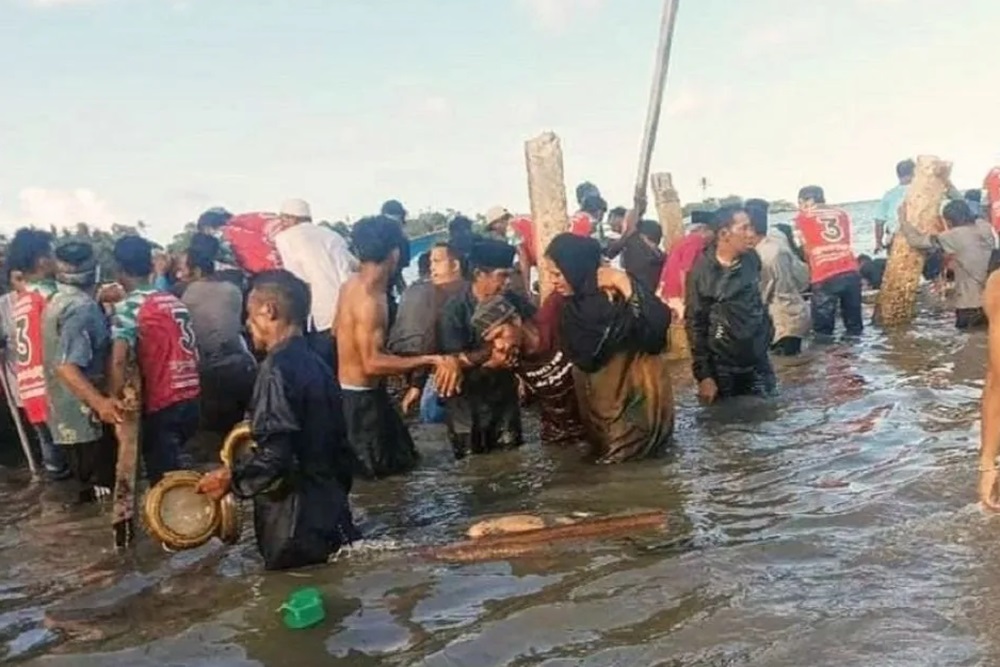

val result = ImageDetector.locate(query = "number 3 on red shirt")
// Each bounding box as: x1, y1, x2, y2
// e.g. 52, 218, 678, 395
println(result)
818, 215, 844, 243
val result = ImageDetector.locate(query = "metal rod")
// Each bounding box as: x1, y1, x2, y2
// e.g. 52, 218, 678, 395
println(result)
634, 0, 681, 198
0, 350, 40, 478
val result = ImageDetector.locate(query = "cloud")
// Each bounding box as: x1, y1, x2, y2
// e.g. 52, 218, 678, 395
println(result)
664, 87, 733, 118
516, 0, 605, 32
1, 187, 119, 230
741, 17, 813, 57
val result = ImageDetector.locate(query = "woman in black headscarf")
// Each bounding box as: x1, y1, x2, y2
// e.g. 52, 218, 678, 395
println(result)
543, 233, 674, 463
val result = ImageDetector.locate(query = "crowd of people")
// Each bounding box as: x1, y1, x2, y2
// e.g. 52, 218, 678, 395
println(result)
3, 158, 999, 571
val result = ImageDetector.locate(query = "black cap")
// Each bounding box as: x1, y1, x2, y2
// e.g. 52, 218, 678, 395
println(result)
55, 241, 94, 266
197, 207, 232, 230
380, 200, 407, 221
469, 238, 516, 270
690, 210, 713, 226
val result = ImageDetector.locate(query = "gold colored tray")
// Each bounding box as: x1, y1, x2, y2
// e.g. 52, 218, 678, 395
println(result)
142, 471, 220, 550
220, 421, 257, 469
217, 493, 241, 545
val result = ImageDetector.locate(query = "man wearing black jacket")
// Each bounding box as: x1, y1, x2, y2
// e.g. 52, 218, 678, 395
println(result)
685, 206, 776, 404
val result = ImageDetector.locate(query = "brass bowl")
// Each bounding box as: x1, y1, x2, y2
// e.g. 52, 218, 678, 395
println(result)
217, 493, 242, 545
220, 421, 257, 469
142, 471, 220, 550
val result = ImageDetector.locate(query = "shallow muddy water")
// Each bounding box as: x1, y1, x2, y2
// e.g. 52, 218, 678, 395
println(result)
0, 297, 996, 666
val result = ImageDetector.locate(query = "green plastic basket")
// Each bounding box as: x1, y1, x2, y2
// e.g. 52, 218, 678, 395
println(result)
279, 587, 326, 630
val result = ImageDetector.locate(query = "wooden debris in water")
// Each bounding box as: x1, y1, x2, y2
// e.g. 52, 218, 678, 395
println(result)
113, 353, 142, 550
524, 131, 569, 302
425, 510, 668, 563
875, 155, 950, 327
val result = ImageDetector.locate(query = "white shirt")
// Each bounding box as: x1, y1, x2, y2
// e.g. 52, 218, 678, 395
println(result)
274, 223, 358, 332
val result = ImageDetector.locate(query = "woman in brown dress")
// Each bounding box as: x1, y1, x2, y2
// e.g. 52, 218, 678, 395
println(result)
544, 233, 674, 464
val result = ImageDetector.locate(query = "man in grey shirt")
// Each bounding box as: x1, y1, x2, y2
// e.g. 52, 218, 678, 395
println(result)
899, 199, 995, 329
43, 242, 119, 502
177, 234, 256, 432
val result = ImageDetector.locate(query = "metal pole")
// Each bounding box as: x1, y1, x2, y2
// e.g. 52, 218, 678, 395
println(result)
0, 350, 40, 478
634, 0, 681, 198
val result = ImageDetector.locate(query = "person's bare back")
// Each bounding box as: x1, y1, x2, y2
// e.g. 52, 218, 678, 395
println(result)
336, 275, 389, 389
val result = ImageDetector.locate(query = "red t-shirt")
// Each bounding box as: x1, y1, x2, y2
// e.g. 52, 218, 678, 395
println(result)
222, 212, 297, 274
14, 283, 55, 425
794, 206, 859, 284
510, 215, 536, 267
570, 211, 595, 237
112, 288, 200, 414
658, 233, 707, 299
984, 167, 1000, 231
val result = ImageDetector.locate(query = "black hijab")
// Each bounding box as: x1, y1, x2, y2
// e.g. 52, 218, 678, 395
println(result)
545, 233, 629, 373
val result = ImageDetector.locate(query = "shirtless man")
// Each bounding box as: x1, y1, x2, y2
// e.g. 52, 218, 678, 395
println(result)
335, 215, 460, 479
978, 271, 1000, 509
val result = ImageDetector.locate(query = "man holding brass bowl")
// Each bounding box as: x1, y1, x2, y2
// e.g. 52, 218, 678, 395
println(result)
197, 270, 359, 571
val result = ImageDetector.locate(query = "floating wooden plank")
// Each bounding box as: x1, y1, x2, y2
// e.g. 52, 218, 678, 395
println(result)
425, 511, 667, 563
875, 155, 950, 327
525, 132, 570, 302
112, 353, 143, 550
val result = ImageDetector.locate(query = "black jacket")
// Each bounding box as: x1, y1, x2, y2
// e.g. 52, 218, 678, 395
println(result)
684, 246, 773, 381
232, 336, 359, 570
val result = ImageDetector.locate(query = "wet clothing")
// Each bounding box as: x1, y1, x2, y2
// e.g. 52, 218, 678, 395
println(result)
43, 283, 110, 447
142, 398, 199, 484
111, 287, 200, 415
305, 330, 336, 375
232, 335, 358, 571
771, 337, 802, 357
898, 218, 995, 313
569, 281, 674, 463
515, 294, 586, 447
65, 429, 116, 494
420, 377, 447, 424
341, 385, 419, 479
795, 207, 859, 285
755, 233, 810, 350
438, 285, 533, 458
811, 271, 864, 338
199, 353, 256, 434
547, 235, 669, 374
956, 307, 987, 330
686, 247, 775, 396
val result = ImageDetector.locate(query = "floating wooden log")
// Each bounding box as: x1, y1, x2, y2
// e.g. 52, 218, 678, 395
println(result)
875, 155, 950, 326
525, 132, 570, 302
425, 510, 667, 563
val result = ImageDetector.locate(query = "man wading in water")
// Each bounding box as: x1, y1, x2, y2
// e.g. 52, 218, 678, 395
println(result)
198, 270, 359, 570
335, 216, 461, 479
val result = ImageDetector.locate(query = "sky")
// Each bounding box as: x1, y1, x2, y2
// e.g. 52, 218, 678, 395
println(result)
1, 0, 998, 243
